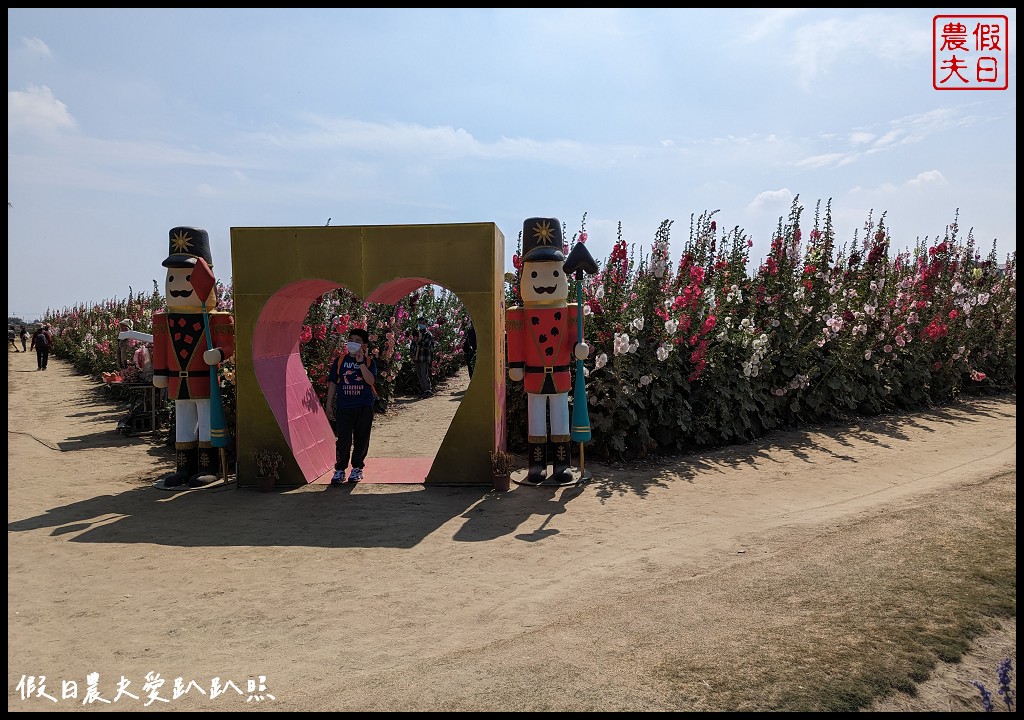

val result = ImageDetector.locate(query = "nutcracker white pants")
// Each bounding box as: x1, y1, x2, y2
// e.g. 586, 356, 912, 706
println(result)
175, 398, 211, 444
527, 392, 569, 439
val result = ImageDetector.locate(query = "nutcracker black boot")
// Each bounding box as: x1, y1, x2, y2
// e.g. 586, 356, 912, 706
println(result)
551, 437, 573, 484
526, 439, 547, 484
189, 445, 221, 488
162, 445, 197, 488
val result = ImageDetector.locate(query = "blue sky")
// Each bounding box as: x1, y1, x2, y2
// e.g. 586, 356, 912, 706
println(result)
8, 8, 1017, 321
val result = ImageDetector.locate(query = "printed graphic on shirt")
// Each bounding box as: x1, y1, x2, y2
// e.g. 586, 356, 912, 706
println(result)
329, 356, 377, 407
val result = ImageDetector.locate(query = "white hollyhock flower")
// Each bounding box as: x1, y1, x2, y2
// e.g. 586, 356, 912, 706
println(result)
613, 333, 631, 356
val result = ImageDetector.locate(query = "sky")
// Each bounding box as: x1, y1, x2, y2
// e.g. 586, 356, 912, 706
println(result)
7, 8, 1017, 322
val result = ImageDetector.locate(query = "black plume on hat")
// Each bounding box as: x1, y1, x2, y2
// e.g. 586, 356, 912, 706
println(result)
163, 226, 213, 268
522, 217, 564, 263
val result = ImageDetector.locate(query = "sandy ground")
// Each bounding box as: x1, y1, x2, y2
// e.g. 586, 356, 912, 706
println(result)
7, 346, 1016, 712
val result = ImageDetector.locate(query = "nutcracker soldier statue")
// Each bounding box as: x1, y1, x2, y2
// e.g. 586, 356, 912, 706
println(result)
507, 217, 590, 484
152, 227, 235, 490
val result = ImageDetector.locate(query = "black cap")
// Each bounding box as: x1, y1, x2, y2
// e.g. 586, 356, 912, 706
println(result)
163, 226, 213, 268
522, 217, 564, 263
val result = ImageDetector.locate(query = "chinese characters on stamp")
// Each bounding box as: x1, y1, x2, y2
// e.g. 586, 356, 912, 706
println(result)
933, 15, 1009, 90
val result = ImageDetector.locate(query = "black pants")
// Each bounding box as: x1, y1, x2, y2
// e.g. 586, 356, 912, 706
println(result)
335, 404, 373, 471
415, 360, 432, 394
36, 347, 49, 369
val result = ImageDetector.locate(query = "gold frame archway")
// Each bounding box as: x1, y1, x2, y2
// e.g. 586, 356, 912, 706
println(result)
230, 222, 506, 487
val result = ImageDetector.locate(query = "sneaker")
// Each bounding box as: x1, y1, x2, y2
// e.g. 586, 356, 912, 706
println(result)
348, 468, 363, 482
331, 468, 346, 486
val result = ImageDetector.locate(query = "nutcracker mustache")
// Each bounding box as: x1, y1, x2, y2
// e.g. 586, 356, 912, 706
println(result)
169, 289, 194, 298
533, 286, 557, 294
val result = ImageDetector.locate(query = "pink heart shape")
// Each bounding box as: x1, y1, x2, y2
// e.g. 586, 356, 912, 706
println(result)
252, 277, 437, 484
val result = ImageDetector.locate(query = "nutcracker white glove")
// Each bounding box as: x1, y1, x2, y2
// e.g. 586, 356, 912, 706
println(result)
203, 348, 223, 365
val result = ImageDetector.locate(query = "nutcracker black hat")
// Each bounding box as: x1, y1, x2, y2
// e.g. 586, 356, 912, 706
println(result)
162, 226, 213, 268
522, 217, 565, 263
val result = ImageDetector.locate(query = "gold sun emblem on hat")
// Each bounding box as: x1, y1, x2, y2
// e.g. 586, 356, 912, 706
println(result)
171, 230, 193, 253
532, 219, 556, 245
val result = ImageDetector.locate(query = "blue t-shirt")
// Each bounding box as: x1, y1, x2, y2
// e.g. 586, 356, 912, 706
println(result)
328, 354, 378, 409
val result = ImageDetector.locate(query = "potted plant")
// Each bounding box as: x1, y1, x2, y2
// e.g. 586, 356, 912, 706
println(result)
251, 448, 284, 492
489, 448, 516, 492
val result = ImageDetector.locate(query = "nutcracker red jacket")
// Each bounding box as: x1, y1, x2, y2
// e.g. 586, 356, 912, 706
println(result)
506, 304, 582, 395
152, 310, 235, 401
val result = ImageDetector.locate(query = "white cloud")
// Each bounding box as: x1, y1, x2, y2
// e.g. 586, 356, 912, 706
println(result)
747, 188, 794, 211
8, 85, 76, 134
796, 152, 849, 169
246, 115, 651, 169
20, 36, 51, 57
872, 130, 902, 148
890, 107, 982, 143
906, 170, 945, 186
850, 168, 946, 195
785, 14, 930, 88
740, 9, 807, 42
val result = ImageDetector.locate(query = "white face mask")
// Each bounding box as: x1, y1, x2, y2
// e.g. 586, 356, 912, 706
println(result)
417, 324, 427, 331
346, 341, 362, 354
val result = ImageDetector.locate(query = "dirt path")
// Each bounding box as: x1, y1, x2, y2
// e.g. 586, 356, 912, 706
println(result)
6, 347, 1016, 711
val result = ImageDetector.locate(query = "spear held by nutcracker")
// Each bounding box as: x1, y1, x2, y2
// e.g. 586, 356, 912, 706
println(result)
562, 239, 598, 480
189, 258, 230, 485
